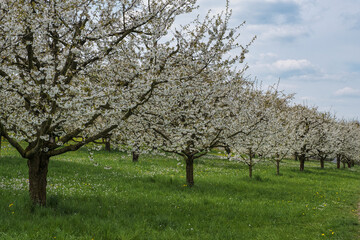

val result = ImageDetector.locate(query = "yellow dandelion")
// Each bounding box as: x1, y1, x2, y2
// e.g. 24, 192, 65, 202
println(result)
321, 233, 325, 236
9, 203, 13, 207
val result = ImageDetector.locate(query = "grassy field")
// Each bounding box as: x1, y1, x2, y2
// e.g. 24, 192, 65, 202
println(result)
0, 140, 360, 240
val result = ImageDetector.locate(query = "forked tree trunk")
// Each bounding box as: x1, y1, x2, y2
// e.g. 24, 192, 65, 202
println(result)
299, 154, 305, 171
276, 160, 280, 175
342, 161, 346, 168
185, 156, 194, 187
132, 151, 140, 162
27, 153, 50, 206
320, 158, 325, 169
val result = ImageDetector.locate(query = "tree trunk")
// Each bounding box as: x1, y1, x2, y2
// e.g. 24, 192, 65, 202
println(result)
132, 151, 139, 162
27, 153, 50, 206
276, 160, 280, 175
336, 154, 341, 169
105, 138, 111, 151
299, 154, 305, 171
249, 164, 253, 178
0, 135, 2, 157
342, 161, 345, 168
347, 160, 351, 168
248, 148, 253, 178
225, 146, 231, 160
320, 158, 325, 169
185, 156, 194, 187
294, 152, 298, 161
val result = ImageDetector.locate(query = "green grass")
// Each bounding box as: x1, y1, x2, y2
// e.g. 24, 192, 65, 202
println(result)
0, 141, 359, 240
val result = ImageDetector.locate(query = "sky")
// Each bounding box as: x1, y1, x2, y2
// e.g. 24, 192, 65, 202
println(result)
176, 0, 360, 120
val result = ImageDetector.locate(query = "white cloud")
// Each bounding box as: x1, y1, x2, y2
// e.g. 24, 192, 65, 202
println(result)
334, 87, 360, 97
245, 24, 310, 43
272, 59, 312, 72
194, 0, 360, 119
261, 25, 309, 41
247, 58, 316, 80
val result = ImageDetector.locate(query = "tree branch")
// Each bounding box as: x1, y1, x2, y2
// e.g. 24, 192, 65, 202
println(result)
47, 124, 118, 157
0, 123, 26, 158
56, 113, 101, 146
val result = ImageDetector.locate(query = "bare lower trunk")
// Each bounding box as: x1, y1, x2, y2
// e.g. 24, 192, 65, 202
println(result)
294, 152, 298, 161
248, 148, 253, 178
342, 161, 345, 168
185, 156, 194, 187
347, 160, 351, 168
27, 153, 49, 206
299, 154, 305, 171
276, 160, 280, 175
105, 139, 111, 151
0, 135, 2, 157
132, 151, 140, 162
336, 154, 341, 169
249, 164, 253, 178
225, 146, 231, 160
320, 158, 325, 169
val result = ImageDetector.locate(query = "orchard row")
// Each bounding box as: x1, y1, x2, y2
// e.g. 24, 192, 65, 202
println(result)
0, 0, 358, 206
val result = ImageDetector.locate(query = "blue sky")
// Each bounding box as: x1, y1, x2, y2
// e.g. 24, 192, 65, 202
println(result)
176, 0, 360, 120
